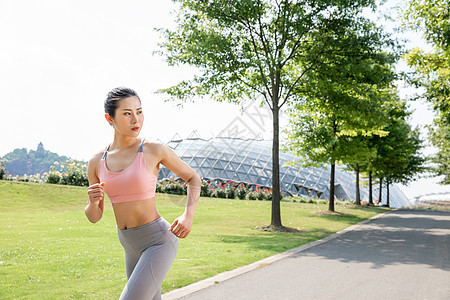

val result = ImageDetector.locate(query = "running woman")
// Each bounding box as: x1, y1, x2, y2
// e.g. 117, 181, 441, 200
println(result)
84, 87, 201, 300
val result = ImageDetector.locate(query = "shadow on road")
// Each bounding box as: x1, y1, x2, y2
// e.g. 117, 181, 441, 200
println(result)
290, 210, 450, 271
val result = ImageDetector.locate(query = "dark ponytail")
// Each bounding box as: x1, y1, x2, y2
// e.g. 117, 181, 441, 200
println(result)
104, 87, 141, 118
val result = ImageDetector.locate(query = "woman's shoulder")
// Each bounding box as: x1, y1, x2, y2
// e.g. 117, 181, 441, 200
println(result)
142, 138, 166, 151
142, 139, 172, 159
86, 149, 106, 182
88, 148, 105, 166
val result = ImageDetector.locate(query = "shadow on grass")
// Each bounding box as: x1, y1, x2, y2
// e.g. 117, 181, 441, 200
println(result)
217, 228, 334, 254
298, 211, 366, 227
310, 213, 367, 225
302, 206, 390, 225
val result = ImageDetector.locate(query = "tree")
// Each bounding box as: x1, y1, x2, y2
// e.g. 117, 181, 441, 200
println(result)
284, 86, 391, 211
380, 125, 425, 207
157, 0, 384, 227
343, 135, 376, 205
282, 28, 396, 211
367, 99, 426, 206
0, 158, 6, 180
403, 0, 450, 184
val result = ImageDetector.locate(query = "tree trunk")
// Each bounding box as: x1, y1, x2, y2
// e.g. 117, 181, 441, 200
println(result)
355, 163, 360, 205
378, 177, 383, 205
270, 102, 282, 228
386, 182, 390, 207
329, 118, 337, 212
329, 162, 335, 211
368, 171, 373, 206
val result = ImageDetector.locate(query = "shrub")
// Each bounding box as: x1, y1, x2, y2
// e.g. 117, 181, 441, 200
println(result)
156, 182, 163, 193
60, 160, 88, 187
236, 186, 248, 200
0, 158, 6, 180
164, 183, 185, 195
45, 160, 88, 186
161, 178, 185, 195
200, 180, 212, 197
47, 172, 61, 184
255, 188, 267, 200
211, 187, 227, 198
224, 183, 236, 199
157, 178, 216, 197
247, 191, 258, 200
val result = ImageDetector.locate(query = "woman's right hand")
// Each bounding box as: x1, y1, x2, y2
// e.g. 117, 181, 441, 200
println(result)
87, 182, 106, 206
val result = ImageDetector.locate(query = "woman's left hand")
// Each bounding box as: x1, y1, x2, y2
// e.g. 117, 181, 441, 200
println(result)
169, 213, 193, 238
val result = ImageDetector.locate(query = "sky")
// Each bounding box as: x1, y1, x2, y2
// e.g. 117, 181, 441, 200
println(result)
0, 0, 448, 200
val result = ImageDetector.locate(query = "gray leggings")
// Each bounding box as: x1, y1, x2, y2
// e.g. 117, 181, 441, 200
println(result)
117, 217, 178, 300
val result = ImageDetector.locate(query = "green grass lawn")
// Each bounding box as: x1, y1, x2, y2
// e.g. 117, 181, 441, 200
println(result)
0, 181, 389, 299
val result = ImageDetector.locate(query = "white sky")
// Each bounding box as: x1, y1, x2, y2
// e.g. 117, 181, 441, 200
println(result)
0, 0, 448, 200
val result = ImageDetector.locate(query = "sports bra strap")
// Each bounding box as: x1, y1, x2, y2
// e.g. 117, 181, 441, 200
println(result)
138, 137, 145, 153
102, 144, 110, 160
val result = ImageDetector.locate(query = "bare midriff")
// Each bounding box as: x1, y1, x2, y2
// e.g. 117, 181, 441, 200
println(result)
112, 197, 160, 230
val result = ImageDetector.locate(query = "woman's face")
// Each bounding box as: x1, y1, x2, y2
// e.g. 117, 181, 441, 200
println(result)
106, 96, 144, 136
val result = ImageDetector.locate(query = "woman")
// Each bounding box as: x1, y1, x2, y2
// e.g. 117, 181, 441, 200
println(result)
84, 87, 201, 300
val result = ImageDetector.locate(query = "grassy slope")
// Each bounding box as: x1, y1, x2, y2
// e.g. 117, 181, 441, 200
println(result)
0, 181, 389, 299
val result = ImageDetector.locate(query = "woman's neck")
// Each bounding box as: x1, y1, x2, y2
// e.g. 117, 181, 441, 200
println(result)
111, 133, 140, 151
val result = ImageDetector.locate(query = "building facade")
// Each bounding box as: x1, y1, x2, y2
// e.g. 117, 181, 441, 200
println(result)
158, 134, 410, 208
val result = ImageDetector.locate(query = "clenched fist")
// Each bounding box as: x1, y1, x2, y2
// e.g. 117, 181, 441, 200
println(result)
87, 182, 106, 205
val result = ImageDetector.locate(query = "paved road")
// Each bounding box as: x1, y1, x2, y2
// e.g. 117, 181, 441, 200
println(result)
165, 210, 450, 300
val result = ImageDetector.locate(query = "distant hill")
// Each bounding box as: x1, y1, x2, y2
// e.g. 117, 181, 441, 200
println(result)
1, 142, 79, 176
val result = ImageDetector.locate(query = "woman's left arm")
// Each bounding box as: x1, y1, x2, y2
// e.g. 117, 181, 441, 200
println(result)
157, 143, 201, 238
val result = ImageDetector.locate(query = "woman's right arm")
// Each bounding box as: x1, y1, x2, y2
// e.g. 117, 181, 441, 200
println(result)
84, 154, 105, 223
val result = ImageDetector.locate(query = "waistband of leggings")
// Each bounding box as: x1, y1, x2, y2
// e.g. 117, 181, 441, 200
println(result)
117, 216, 165, 233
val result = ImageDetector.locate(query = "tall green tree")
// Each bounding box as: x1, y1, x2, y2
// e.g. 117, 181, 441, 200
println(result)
156, 0, 382, 227
403, 0, 450, 184
367, 99, 426, 206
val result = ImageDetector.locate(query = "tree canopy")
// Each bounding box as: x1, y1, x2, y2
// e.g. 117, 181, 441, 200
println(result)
403, 0, 450, 184
156, 0, 381, 107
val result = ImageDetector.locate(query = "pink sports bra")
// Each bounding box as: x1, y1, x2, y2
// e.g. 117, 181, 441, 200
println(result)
97, 138, 158, 203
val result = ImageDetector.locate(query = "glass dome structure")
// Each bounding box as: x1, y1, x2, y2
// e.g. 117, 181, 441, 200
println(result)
158, 134, 411, 208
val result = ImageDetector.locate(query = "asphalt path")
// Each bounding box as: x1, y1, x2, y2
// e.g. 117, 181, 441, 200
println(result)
164, 210, 450, 300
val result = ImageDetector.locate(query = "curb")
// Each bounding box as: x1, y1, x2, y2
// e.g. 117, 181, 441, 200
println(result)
162, 209, 395, 300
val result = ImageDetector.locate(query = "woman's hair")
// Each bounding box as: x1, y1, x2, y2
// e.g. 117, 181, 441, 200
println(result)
104, 87, 141, 118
